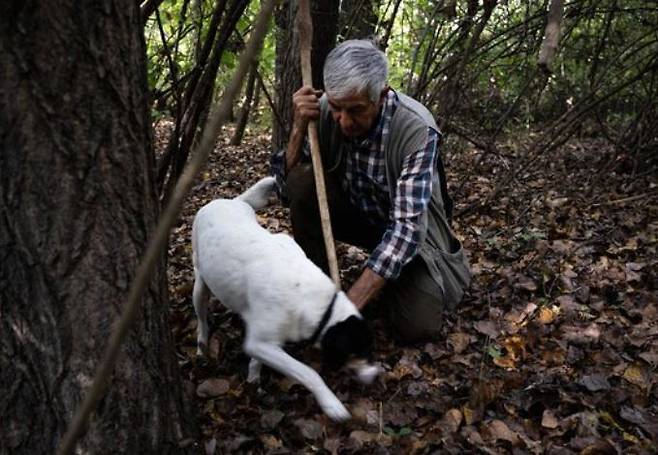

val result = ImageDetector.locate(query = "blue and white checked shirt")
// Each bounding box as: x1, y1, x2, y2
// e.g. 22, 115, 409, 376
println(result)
272, 90, 440, 280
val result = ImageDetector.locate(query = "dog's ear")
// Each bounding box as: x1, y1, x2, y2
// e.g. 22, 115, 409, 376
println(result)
321, 316, 372, 372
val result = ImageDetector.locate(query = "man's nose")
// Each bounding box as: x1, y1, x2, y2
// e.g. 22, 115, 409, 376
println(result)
338, 113, 353, 130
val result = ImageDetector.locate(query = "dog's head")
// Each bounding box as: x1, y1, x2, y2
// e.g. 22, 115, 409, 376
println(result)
320, 315, 373, 372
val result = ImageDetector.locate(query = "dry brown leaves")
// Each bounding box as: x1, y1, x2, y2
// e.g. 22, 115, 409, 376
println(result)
163, 123, 658, 453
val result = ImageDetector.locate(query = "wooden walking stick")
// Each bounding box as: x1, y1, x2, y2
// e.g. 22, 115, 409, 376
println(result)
296, 0, 340, 286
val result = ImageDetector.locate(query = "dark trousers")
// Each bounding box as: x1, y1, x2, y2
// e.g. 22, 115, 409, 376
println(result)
287, 164, 444, 343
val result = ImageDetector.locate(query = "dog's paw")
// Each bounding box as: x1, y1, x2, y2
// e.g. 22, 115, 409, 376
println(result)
320, 397, 351, 422
355, 363, 383, 385
347, 359, 383, 385
247, 359, 261, 383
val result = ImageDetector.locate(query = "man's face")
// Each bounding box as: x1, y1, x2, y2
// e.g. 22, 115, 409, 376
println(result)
327, 88, 387, 138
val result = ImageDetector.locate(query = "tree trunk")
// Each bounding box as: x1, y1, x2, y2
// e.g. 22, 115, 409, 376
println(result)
538, 0, 564, 72
339, 0, 378, 40
230, 61, 259, 145
0, 2, 196, 453
272, 0, 339, 153
158, 0, 250, 203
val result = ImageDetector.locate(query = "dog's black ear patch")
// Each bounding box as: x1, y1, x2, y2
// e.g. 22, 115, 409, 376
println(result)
321, 316, 372, 372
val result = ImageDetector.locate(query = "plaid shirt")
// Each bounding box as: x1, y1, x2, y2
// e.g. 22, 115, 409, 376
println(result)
272, 90, 439, 280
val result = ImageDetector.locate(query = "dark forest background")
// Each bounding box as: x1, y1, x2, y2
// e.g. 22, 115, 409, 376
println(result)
1, 1, 656, 453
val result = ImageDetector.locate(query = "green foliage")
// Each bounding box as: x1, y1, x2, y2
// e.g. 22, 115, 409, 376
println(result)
145, 0, 657, 152
382, 0, 656, 149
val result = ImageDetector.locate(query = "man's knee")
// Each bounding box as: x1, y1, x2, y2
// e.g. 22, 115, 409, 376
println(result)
391, 306, 444, 344
385, 258, 445, 343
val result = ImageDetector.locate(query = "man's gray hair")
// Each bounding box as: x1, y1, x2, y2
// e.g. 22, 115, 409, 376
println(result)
323, 40, 388, 102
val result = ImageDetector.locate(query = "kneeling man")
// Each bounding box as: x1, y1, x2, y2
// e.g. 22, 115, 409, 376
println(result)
271, 39, 471, 343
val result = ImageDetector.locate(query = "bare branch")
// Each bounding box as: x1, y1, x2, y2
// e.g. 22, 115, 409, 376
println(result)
538, 0, 564, 72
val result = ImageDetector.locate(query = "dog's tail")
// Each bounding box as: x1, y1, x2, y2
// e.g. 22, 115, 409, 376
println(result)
236, 176, 277, 210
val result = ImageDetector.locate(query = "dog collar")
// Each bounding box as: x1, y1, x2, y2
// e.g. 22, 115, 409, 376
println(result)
307, 292, 338, 345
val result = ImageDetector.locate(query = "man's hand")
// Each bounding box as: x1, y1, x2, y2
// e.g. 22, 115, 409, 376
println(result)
347, 267, 386, 311
286, 86, 323, 172
292, 85, 322, 128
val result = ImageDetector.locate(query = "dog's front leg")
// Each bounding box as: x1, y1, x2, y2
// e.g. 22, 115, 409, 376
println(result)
243, 340, 350, 422
247, 358, 261, 383
192, 273, 210, 356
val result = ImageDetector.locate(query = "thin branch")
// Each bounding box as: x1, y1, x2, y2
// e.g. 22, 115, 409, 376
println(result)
538, 0, 564, 72
141, 0, 166, 24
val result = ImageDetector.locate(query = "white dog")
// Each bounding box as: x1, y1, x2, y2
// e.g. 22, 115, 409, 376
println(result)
191, 176, 380, 421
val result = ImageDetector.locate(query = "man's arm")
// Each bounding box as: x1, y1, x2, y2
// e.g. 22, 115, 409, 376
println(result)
348, 268, 386, 310
285, 86, 323, 173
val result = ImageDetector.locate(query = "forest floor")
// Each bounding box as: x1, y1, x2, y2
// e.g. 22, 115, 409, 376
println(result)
160, 121, 658, 454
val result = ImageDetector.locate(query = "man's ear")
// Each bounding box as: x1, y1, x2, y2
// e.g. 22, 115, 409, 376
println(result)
378, 85, 389, 106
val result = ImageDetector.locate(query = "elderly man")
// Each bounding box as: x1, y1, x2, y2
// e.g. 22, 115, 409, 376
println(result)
271, 40, 470, 343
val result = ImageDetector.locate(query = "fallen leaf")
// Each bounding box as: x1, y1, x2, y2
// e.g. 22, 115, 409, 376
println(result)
393, 355, 423, 379
578, 373, 611, 392
384, 401, 417, 427
556, 295, 580, 315
348, 430, 376, 448
619, 406, 658, 441
293, 418, 324, 440
546, 197, 568, 208
625, 262, 646, 271
577, 438, 618, 454
447, 332, 471, 353
462, 406, 476, 426
541, 347, 566, 365
562, 323, 600, 344
516, 275, 538, 291
461, 425, 485, 445
261, 409, 285, 430
623, 363, 649, 389
474, 320, 501, 339
437, 408, 463, 434
505, 302, 538, 325
537, 306, 558, 324
482, 419, 520, 445
493, 336, 526, 369
196, 378, 230, 398
423, 342, 447, 359
639, 350, 658, 366
323, 438, 341, 454
542, 409, 559, 429
259, 434, 282, 450
351, 399, 375, 424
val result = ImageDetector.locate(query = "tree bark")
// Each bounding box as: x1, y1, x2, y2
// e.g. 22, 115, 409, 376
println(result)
272, 0, 339, 153
538, 0, 564, 72
339, 0, 378, 41
0, 1, 196, 453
